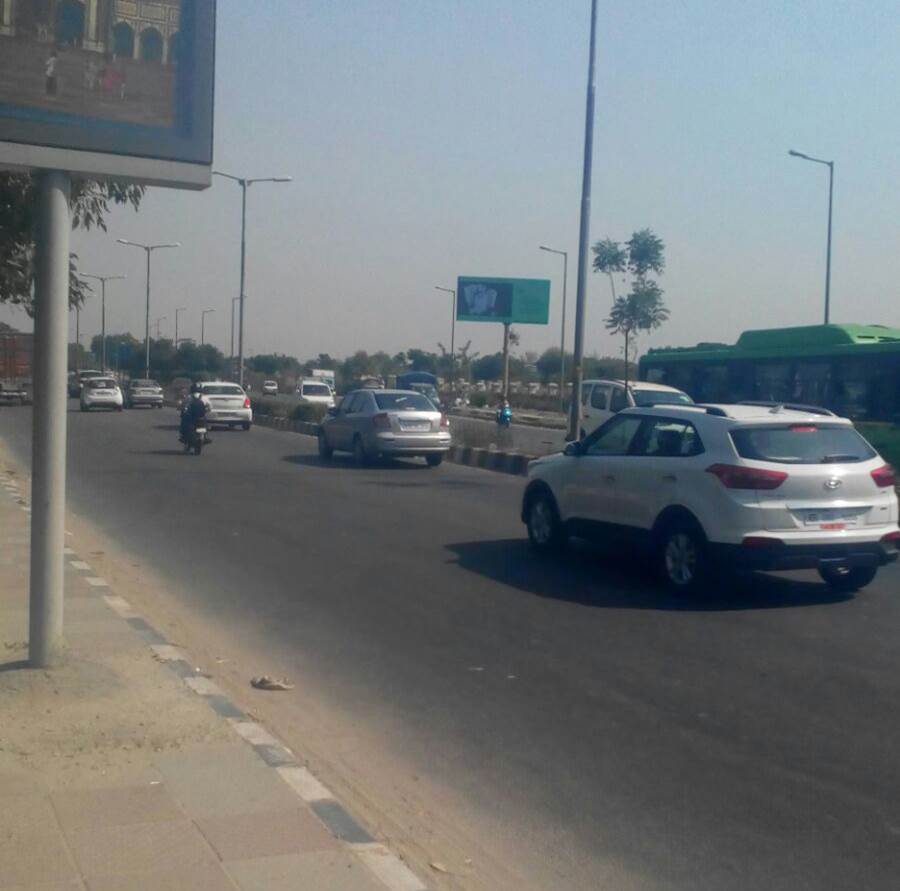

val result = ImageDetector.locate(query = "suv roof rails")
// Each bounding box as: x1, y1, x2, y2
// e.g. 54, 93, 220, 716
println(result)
636, 402, 730, 417
737, 400, 836, 417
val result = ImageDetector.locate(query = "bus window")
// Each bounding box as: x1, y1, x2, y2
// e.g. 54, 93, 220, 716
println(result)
753, 362, 792, 402
792, 361, 832, 407
695, 364, 729, 402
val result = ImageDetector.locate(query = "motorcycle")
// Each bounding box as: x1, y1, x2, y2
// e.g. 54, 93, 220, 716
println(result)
496, 404, 512, 428
183, 423, 208, 456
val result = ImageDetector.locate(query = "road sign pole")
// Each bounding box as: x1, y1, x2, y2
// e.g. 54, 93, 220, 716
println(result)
502, 322, 511, 402
30, 170, 71, 668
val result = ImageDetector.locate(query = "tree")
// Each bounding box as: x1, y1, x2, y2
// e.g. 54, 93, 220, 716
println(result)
592, 238, 627, 301
471, 353, 504, 382
605, 281, 669, 389
536, 347, 564, 382
0, 173, 144, 312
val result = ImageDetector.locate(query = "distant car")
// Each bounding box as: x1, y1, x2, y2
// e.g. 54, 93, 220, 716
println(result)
69, 369, 103, 398
125, 378, 164, 409
0, 382, 28, 405
296, 378, 335, 408
522, 402, 899, 593
318, 389, 451, 467
80, 376, 123, 412
195, 381, 252, 430
262, 380, 279, 396
579, 379, 692, 438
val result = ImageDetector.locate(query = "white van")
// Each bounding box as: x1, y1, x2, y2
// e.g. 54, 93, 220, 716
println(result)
579, 379, 692, 438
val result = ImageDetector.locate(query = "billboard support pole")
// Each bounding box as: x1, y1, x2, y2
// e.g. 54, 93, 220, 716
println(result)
502, 322, 510, 402
30, 170, 71, 668
568, 0, 599, 442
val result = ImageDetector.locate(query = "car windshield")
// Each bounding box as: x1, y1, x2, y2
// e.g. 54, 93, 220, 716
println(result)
374, 392, 435, 412
88, 379, 116, 389
730, 425, 877, 464
632, 389, 693, 407
202, 385, 244, 396
302, 384, 331, 396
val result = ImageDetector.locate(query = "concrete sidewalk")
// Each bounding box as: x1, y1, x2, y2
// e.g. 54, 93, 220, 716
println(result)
0, 467, 426, 891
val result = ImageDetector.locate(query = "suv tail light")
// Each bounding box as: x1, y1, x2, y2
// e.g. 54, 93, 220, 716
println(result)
706, 464, 788, 490
881, 530, 900, 546
373, 412, 391, 431
440, 414, 450, 429
243, 397, 251, 408
871, 464, 897, 488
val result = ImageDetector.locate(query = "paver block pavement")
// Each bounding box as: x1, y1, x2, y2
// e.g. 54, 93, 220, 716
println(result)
51, 784, 184, 831
83, 861, 239, 891
196, 807, 339, 862
224, 850, 389, 891
65, 818, 217, 879
155, 745, 300, 819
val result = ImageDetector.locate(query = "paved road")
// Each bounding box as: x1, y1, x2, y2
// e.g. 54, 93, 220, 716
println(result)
3, 406, 900, 890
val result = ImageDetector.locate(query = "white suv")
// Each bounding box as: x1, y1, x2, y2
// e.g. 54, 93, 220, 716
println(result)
522, 402, 899, 593
579, 379, 692, 438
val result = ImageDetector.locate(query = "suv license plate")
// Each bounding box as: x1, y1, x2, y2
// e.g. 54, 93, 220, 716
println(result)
802, 509, 860, 527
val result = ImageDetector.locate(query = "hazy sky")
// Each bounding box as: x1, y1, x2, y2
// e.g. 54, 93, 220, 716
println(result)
4, 0, 898, 363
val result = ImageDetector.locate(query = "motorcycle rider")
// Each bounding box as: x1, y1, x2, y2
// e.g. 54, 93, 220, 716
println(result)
496, 399, 512, 427
180, 382, 210, 443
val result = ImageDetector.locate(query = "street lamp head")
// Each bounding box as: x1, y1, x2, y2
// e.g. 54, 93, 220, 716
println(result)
154, 243, 181, 250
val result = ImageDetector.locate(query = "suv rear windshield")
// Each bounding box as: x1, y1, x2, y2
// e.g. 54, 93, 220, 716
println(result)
301, 384, 331, 397
632, 389, 693, 407
374, 393, 435, 412
731, 425, 876, 464
88, 379, 117, 389
202, 385, 245, 396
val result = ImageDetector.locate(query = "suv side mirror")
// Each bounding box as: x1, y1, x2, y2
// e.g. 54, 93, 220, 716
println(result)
564, 441, 583, 457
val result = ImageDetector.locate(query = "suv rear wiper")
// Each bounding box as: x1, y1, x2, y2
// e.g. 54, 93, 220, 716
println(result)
821, 454, 860, 463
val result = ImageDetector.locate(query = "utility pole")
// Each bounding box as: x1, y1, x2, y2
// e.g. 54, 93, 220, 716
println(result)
81, 273, 125, 373
29, 171, 70, 667
117, 239, 179, 379
201, 308, 215, 345
213, 172, 291, 387
568, 0, 599, 442
435, 286, 456, 387
539, 246, 569, 411
501, 323, 511, 402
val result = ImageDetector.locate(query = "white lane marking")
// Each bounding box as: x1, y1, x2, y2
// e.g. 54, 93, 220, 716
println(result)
85, 577, 109, 587
184, 676, 225, 697
351, 843, 428, 891
103, 595, 139, 618
70, 561, 92, 571
276, 765, 333, 803
229, 720, 281, 748
150, 644, 188, 663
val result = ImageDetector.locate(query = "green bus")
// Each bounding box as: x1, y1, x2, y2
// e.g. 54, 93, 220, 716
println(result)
639, 324, 900, 422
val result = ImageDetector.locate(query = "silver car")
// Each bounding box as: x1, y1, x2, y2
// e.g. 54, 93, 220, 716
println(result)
318, 389, 451, 466
197, 381, 253, 430
125, 378, 164, 409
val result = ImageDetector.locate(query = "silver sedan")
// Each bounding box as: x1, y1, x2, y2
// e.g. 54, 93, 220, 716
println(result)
318, 389, 451, 466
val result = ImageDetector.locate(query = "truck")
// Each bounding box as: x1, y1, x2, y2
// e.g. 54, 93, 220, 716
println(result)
0, 331, 33, 405
310, 368, 336, 391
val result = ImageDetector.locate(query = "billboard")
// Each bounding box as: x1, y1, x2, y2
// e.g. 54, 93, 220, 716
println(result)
0, 0, 215, 189
456, 277, 550, 325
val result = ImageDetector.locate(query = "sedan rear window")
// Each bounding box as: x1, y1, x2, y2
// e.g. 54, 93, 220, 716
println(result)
731, 425, 876, 464
202, 385, 245, 396
131, 380, 159, 388
374, 393, 435, 411
87, 379, 117, 389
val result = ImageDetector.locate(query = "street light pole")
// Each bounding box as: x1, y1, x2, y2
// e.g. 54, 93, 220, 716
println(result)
568, 0, 599, 442
201, 309, 215, 346
81, 273, 125, 373
435, 286, 456, 385
788, 149, 835, 324
539, 246, 569, 410
175, 306, 187, 348
230, 296, 239, 376
153, 317, 167, 339
117, 240, 179, 378
213, 171, 291, 387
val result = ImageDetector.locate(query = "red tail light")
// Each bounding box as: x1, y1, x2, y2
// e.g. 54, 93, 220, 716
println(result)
243, 397, 251, 408
440, 414, 450, 429
706, 463, 788, 490
871, 464, 897, 488
880, 530, 900, 545
373, 412, 391, 431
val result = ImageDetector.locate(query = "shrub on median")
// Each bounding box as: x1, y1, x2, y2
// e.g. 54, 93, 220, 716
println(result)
291, 403, 328, 423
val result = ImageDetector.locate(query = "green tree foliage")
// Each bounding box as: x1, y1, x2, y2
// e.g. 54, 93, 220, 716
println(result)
471, 353, 504, 381
0, 173, 144, 312
93, 332, 226, 381
605, 281, 669, 388
247, 353, 301, 375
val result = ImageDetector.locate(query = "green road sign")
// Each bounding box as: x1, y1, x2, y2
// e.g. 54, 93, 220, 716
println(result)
456, 277, 550, 325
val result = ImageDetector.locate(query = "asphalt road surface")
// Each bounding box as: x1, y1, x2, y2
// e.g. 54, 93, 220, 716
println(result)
3, 405, 900, 890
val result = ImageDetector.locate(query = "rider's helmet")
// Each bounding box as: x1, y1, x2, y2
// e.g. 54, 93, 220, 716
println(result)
190, 381, 202, 395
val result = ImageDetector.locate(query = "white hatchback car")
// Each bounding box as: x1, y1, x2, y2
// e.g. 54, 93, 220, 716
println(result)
522, 402, 899, 593
80, 376, 123, 411
296, 378, 335, 408
579, 379, 692, 438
